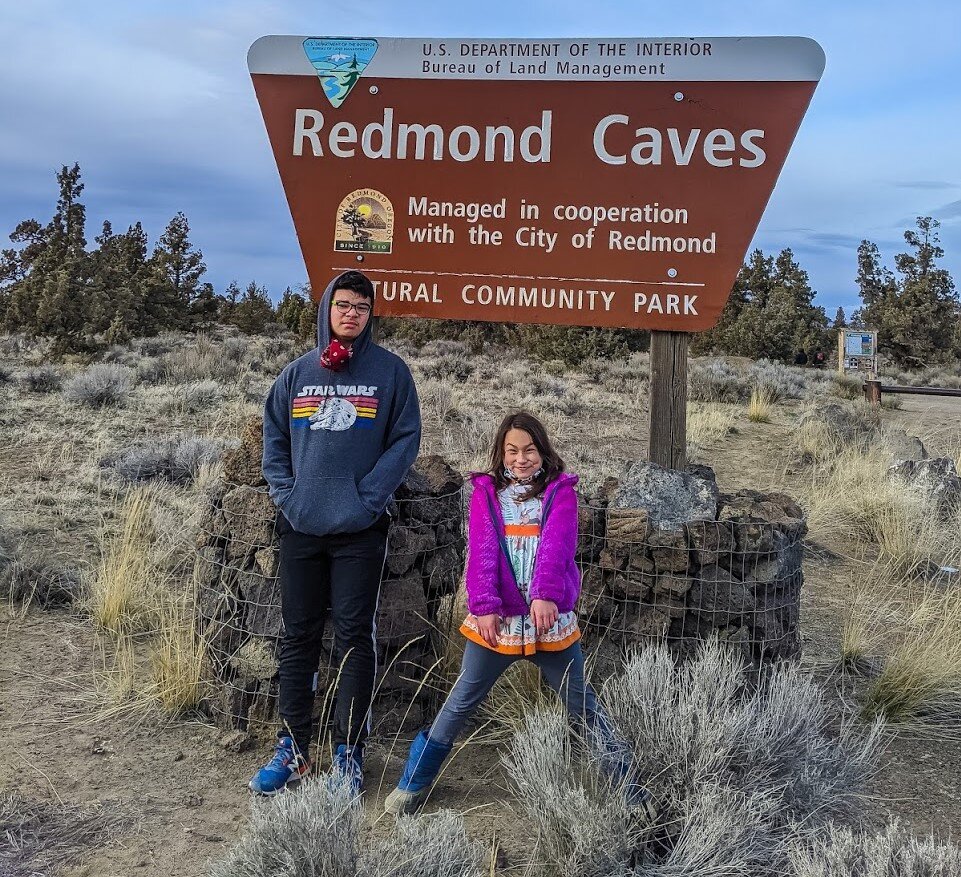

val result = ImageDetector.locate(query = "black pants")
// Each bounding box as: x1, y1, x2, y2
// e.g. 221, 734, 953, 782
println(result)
276, 513, 389, 756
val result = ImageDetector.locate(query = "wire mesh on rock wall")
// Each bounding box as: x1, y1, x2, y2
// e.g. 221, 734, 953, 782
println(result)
196, 418, 464, 738
197, 420, 806, 738
575, 469, 806, 681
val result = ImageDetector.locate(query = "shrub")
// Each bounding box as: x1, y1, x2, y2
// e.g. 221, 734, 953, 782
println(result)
62, 363, 134, 407
20, 365, 62, 393
210, 777, 362, 877
509, 324, 639, 367
503, 639, 883, 877
0, 364, 12, 383
0, 793, 125, 876
1, 557, 81, 609
135, 333, 180, 357
211, 777, 483, 877
689, 358, 751, 403
154, 380, 225, 414
789, 820, 961, 877
367, 812, 485, 877
417, 351, 475, 382
745, 359, 808, 401
830, 373, 863, 400
158, 335, 245, 383
101, 435, 223, 485
135, 356, 167, 384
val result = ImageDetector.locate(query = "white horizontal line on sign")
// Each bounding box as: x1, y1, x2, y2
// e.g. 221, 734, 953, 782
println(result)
249, 36, 825, 82
333, 267, 706, 287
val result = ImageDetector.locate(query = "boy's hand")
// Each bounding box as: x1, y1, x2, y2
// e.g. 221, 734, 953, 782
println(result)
530, 599, 559, 635
475, 614, 500, 648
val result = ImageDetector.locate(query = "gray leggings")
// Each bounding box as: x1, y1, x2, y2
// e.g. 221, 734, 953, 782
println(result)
428, 639, 615, 746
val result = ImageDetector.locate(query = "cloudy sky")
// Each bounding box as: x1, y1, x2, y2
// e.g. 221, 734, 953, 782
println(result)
2, 1, 958, 315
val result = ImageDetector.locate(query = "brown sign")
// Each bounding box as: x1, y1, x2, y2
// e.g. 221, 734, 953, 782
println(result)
248, 37, 824, 331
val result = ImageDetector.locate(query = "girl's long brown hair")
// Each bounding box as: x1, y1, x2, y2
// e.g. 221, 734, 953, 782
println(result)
487, 411, 565, 500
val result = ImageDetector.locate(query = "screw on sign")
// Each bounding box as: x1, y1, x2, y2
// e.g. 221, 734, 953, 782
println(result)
248, 36, 824, 333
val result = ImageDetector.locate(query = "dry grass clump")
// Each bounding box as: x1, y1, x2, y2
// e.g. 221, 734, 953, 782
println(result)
20, 364, 62, 393
62, 363, 134, 407
862, 585, 961, 726
747, 385, 775, 423
87, 488, 167, 634
503, 639, 883, 877
789, 820, 961, 877
0, 793, 127, 876
211, 776, 483, 877
804, 443, 959, 580
151, 585, 207, 714
793, 400, 880, 464
688, 402, 738, 452
100, 434, 224, 486
89, 488, 209, 716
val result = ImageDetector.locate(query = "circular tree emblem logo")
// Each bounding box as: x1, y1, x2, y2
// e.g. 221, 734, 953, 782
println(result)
333, 188, 394, 254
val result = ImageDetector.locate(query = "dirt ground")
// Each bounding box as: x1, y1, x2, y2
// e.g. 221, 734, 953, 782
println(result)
2, 379, 961, 876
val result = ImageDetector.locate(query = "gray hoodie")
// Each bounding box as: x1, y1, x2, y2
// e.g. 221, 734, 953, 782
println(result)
262, 273, 421, 536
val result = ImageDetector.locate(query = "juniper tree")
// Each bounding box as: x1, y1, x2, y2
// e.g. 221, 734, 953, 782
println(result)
150, 211, 207, 330
229, 281, 274, 334
853, 217, 959, 366
3, 164, 92, 349
276, 286, 307, 332
693, 247, 828, 360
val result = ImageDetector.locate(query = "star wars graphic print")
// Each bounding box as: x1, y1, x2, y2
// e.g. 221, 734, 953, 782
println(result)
291, 384, 380, 432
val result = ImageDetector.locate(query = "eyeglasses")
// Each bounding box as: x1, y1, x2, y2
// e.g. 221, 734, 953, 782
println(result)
333, 300, 372, 316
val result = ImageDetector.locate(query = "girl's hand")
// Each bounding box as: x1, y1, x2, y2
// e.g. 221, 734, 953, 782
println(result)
530, 599, 559, 635
475, 614, 501, 648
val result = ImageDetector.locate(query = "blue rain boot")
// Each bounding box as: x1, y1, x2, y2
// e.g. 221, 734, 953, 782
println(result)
599, 743, 658, 822
384, 729, 453, 815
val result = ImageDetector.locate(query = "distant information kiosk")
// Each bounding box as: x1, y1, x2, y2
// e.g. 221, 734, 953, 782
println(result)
839, 329, 878, 376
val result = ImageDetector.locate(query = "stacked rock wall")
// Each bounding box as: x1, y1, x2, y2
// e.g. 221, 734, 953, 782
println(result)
196, 423, 805, 737
196, 418, 463, 737
577, 462, 806, 673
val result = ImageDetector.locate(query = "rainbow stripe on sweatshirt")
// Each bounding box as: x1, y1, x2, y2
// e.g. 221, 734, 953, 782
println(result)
291, 384, 380, 430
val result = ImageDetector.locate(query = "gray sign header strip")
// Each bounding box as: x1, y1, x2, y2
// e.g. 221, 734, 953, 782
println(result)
248, 36, 825, 82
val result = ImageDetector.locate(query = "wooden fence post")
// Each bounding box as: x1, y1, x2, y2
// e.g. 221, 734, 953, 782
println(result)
863, 379, 882, 406
649, 330, 688, 470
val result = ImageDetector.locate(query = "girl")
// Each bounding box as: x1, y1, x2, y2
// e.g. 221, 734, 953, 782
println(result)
385, 411, 649, 815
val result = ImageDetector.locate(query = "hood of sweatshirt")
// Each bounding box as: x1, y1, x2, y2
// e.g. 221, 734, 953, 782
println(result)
317, 271, 374, 364
259, 272, 421, 538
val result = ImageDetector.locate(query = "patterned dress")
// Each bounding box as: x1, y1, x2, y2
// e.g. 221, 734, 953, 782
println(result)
461, 483, 581, 655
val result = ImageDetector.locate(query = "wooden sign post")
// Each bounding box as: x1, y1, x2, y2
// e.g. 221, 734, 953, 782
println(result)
649, 331, 689, 469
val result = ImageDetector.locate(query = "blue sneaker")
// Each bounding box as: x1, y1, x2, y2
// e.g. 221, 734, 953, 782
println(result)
248, 737, 310, 796
331, 744, 364, 797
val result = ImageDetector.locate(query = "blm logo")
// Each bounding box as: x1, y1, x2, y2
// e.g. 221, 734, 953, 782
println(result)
303, 38, 378, 108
